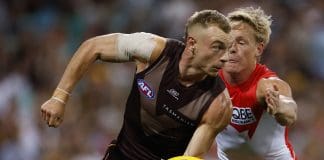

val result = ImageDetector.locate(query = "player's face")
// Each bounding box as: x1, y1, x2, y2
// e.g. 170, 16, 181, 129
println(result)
192, 25, 230, 77
224, 22, 262, 74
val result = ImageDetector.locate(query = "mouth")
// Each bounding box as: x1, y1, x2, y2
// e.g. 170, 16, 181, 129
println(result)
228, 59, 238, 63
211, 66, 222, 71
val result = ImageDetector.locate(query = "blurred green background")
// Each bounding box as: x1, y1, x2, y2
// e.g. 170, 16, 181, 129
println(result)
0, 0, 323, 159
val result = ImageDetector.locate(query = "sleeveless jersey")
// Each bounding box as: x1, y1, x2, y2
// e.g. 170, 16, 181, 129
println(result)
216, 64, 296, 160
116, 39, 226, 160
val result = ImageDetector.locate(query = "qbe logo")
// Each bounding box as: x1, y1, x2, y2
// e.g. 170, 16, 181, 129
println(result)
231, 107, 256, 125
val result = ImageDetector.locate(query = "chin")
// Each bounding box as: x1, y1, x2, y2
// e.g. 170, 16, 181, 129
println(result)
223, 67, 238, 74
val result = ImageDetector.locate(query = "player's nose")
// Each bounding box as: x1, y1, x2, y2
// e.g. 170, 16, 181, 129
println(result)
220, 52, 229, 63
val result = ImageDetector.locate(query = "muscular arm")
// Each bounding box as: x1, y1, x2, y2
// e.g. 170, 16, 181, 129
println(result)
41, 32, 166, 127
257, 77, 297, 126
184, 89, 232, 157
57, 33, 166, 97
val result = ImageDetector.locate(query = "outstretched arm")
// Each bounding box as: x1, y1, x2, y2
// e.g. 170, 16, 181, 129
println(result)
257, 77, 297, 126
41, 32, 166, 127
184, 89, 232, 158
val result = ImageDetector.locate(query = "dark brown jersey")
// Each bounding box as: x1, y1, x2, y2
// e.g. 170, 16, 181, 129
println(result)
115, 39, 225, 160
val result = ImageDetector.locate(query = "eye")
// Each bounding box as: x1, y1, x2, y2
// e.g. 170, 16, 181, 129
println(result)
238, 40, 245, 45
212, 44, 225, 52
212, 46, 221, 52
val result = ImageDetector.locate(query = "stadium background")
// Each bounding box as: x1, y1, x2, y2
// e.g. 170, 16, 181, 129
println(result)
0, 0, 323, 159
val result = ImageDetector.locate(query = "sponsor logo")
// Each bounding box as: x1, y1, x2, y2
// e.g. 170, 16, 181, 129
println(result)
137, 79, 154, 99
231, 107, 256, 125
166, 88, 179, 100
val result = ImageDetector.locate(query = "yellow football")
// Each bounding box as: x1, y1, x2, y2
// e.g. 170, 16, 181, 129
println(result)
168, 156, 203, 160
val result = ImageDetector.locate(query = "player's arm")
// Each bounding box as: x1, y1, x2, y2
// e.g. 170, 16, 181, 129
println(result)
41, 32, 166, 128
184, 89, 232, 158
257, 77, 297, 126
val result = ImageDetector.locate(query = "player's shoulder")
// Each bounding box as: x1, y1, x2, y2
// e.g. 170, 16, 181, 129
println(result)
118, 32, 168, 46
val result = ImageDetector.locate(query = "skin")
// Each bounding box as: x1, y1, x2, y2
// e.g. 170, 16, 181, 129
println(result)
181, 25, 232, 157
40, 24, 232, 158
222, 21, 297, 126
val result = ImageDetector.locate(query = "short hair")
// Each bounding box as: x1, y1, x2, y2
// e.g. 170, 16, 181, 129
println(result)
228, 7, 272, 46
185, 10, 231, 40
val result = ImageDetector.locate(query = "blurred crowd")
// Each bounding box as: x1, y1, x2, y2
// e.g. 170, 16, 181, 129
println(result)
0, 0, 323, 159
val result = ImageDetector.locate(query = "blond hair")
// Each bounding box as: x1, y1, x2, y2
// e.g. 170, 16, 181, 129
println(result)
185, 10, 231, 40
228, 7, 272, 46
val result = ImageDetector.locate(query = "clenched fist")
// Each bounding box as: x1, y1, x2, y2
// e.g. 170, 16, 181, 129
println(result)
41, 98, 66, 128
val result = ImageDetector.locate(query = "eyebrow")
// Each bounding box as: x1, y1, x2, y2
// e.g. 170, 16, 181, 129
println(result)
236, 36, 247, 41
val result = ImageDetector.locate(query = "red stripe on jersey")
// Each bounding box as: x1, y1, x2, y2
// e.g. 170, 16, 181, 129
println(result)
285, 128, 297, 160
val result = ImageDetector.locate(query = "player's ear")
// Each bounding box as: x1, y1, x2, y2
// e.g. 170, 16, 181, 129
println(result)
186, 36, 197, 54
256, 42, 264, 57
187, 36, 196, 46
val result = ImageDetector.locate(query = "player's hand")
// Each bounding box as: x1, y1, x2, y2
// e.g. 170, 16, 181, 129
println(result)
40, 98, 65, 128
265, 85, 280, 115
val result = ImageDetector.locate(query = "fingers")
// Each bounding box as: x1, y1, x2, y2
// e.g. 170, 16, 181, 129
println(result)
44, 112, 62, 127
43, 110, 54, 127
266, 84, 280, 98
265, 87, 279, 115
266, 88, 279, 98
48, 114, 56, 127
40, 106, 51, 122
40, 100, 63, 128
273, 84, 279, 91
41, 109, 46, 121
267, 105, 275, 115
43, 113, 62, 127
266, 96, 275, 115
40, 100, 49, 121
54, 117, 63, 127
48, 115, 62, 128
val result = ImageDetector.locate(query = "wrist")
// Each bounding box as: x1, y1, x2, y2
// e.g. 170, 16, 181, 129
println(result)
52, 87, 71, 103
51, 96, 67, 104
